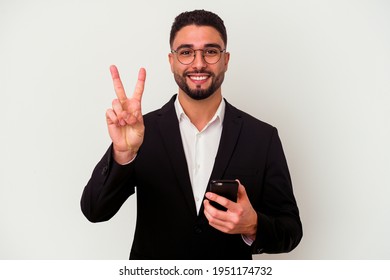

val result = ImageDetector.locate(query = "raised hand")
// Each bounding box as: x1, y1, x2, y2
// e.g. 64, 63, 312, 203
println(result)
106, 65, 146, 164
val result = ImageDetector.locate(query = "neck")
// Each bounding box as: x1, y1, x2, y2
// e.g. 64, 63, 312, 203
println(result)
178, 90, 222, 131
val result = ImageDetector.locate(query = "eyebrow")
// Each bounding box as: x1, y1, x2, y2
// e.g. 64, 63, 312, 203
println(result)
175, 43, 223, 50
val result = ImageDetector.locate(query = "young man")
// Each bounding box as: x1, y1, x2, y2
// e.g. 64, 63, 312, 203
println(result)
81, 9, 302, 259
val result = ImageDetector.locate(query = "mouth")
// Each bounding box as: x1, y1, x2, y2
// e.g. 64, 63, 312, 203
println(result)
187, 73, 211, 85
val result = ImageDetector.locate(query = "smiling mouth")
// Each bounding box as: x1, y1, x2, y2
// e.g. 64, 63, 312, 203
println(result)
190, 75, 208, 81
187, 74, 210, 84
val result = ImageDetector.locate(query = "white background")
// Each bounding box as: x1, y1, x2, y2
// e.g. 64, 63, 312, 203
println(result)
0, 0, 389, 259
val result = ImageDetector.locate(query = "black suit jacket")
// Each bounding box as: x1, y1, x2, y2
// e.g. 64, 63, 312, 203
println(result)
81, 95, 302, 259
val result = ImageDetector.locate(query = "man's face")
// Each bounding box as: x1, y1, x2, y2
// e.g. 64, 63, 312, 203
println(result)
169, 25, 230, 100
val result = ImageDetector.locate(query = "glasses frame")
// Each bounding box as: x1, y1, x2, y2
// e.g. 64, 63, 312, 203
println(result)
171, 47, 226, 65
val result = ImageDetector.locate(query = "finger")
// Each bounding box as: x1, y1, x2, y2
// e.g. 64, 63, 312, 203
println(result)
205, 192, 234, 210
132, 68, 146, 101
124, 110, 143, 126
237, 182, 251, 204
203, 200, 227, 222
112, 99, 126, 126
203, 201, 232, 231
110, 65, 128, 104
106, 108, 118, 125
237, 184, 246, 199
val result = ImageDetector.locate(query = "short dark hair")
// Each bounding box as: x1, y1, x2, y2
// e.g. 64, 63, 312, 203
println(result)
169, 9, 227, 48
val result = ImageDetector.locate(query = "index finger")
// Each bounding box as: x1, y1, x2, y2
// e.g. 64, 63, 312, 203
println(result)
110, 65, 127, 104
133, 67, 146, 101
205, 192, 234, 212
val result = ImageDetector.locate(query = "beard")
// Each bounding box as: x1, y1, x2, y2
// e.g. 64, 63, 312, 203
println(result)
174, 70, 225, 100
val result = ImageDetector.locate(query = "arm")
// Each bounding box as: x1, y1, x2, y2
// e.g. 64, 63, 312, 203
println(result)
81, 65, 147, 222
252, 128, 302, 253
80, 145, 136, 222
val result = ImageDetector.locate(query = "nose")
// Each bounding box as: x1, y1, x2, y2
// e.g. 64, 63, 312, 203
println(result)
191, 50, 207, 69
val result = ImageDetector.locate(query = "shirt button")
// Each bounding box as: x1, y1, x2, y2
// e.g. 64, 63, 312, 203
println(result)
194, 164, 200, 172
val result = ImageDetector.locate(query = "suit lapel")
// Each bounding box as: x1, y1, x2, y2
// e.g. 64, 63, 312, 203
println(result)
156, 96, 198, 217
208, 100, 243, 184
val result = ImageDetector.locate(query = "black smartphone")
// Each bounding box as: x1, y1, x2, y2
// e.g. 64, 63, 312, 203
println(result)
209, 180, 239, 211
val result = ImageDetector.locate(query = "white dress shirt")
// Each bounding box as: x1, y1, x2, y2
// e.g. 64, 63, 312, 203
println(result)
174, 97, 225, 214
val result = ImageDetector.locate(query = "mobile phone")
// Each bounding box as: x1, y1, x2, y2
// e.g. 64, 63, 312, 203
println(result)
209, 180, 239, 211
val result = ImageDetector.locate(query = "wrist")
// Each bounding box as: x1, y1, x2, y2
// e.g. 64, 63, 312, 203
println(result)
246, 211, 258, 240
113, 147, 137, 165
246, 227, 257, 241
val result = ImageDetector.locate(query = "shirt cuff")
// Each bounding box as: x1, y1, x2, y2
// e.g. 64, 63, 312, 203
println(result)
241, 234, 255, 246
119, 154, 137, 165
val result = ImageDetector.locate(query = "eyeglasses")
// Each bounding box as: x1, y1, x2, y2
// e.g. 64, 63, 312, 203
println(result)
171, 47, 226, 65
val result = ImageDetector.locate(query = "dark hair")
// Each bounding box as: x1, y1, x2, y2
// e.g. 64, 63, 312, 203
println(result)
169, 9, 227, 47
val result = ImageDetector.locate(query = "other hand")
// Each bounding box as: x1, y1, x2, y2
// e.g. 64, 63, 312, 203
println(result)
203, 181, 258, 240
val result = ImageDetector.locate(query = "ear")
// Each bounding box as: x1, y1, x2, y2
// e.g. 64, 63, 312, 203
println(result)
168, 53, 174, 73
224, 51, 230, 72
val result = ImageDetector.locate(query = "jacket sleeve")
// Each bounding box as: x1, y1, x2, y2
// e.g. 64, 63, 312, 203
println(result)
80, 145, 136, 223
252, 128, 303, 254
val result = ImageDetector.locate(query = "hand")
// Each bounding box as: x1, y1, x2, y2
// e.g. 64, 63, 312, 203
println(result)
106, 65, 146, 164
203, 181, 258, 240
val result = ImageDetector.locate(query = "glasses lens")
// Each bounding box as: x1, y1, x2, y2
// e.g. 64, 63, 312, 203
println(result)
203, 47, 221, 64
177, 48, 195, 64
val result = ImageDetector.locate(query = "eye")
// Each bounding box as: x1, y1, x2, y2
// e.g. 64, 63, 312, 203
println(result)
178, 48, 193, 56
204, 48, 219, 56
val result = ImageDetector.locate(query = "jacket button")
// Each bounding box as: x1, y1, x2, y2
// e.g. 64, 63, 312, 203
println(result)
101, 166, 108, 175
194, 225, 202, 234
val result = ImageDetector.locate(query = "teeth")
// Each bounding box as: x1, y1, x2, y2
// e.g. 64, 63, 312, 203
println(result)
190, 76, 208, 81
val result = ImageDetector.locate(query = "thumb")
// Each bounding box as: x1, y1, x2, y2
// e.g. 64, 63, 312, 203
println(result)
236, 180, 248, 201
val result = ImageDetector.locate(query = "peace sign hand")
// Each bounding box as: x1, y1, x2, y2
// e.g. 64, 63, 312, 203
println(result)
106, 65, 146, 164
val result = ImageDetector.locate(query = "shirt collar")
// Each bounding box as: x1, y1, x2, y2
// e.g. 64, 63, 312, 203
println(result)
174, 94, 226, 126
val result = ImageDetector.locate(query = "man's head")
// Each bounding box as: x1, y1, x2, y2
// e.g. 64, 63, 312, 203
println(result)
169, 10, 230, 101
169, 10, 227, 48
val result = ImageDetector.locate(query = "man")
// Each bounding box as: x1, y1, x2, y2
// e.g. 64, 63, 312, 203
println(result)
81, 9, 302, 260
